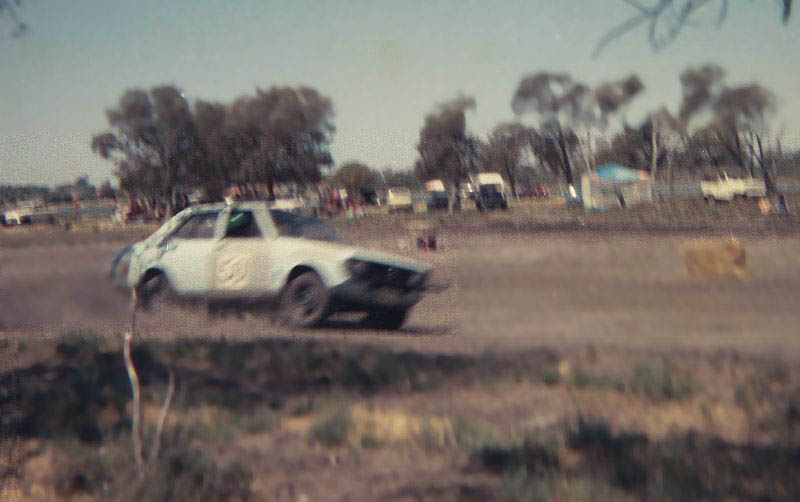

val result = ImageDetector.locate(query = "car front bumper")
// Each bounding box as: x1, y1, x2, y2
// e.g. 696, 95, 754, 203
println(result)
330, 279, 424, 311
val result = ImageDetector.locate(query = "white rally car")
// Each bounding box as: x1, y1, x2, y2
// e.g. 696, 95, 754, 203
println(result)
109, 202, 432, 329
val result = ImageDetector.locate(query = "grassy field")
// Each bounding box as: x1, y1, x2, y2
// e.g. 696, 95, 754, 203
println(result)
1, 332, 799, 500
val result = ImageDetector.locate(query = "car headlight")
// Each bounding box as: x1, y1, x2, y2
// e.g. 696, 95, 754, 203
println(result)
345, 258, 370, 277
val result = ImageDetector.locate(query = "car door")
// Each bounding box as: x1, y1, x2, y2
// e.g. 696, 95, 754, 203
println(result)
157, 210, 221, 295
211, 208, 272, 297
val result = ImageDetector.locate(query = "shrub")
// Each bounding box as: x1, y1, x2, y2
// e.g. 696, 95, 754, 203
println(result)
629, 362, 693, 401
310, 408, 353, 447
539, 365, 560, 386
53, 442, 112, 497
55, 330, 102, 360
571, 366, 625, 392
133, 432, 253, 501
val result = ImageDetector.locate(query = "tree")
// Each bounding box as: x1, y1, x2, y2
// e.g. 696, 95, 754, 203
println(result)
381, 168, 420, 190
710, 83, 778, 192
92, 85, 337, 210
595, 0, 794, 57
192, 100, 242, 201
91, 86, 196, 215
512, 72, 595, 186
414, 96, 477, 211
479, 122, 531, 196
97, 179, 116, 199
332, 161, 379, 193
228, 87, 335, 198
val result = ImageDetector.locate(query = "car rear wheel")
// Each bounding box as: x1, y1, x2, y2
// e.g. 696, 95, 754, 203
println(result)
280, 271, 329, 328
364, 309, 408, 331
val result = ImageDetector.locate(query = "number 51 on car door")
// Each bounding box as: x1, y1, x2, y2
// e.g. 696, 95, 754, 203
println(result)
215, 253, 251, 290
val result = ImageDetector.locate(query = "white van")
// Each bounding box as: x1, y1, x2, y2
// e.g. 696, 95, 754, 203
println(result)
387, 187, 413, 212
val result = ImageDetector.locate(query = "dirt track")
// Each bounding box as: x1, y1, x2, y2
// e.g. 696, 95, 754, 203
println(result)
2, 229, 800, 359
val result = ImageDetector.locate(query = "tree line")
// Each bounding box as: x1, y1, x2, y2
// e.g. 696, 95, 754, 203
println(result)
86, 62, 794, 216
90, 86, 334, 215
412, 63, 793, 200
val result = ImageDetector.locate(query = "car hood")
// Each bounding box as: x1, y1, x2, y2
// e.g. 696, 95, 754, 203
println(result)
275, 236, 431, 273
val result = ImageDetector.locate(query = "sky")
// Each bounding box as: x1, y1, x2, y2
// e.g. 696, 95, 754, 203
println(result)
1, 0, 798, 186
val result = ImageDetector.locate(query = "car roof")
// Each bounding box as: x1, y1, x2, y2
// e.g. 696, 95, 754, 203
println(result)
187, 201, 270, 212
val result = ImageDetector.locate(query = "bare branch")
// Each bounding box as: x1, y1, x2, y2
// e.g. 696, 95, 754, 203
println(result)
595, 0, 789, 57
123, 327, 144, 474
147, 371, 175, 469
0, 0, 28, 38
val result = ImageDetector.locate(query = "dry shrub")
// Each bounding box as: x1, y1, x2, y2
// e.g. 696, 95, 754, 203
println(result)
681, 237, 747, 278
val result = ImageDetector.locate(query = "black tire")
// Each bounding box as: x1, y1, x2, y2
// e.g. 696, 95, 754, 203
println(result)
280, 271, 330, 328
135, 271, 177, 310
364, 309, 408, 331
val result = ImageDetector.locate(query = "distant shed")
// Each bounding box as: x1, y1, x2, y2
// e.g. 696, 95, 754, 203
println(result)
580, 164, 653, 210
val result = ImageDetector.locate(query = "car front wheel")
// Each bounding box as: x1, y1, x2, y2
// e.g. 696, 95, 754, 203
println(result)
365, 309, 408, 330
135, 271, 177, 310
280, 271, 330, 328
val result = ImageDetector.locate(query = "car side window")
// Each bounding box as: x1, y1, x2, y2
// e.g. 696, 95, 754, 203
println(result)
172, 212, 219, 240
224, 210, 261, 238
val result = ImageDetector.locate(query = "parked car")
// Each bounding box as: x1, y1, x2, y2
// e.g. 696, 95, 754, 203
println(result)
425, 191, 450, 210
109, 202, 432, 330
700, 173, 766, 203
474, 173, 508, 210
386, 187, 413, 212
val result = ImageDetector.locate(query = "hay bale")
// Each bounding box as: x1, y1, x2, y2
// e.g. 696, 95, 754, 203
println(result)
681, 237, 747, 278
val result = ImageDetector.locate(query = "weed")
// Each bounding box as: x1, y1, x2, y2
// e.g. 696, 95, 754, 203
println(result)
629, 362, 693, 401
132, 430, 253, 501
207, 339, 252, 370
292, 395, 315, 416
539, 365, 561, 386
55, 330, 102, 360
53, 442, 112, 497
360, 432, 381, 449
473, 437, 559, 476
501, 469, 550, 502
238, 409, 279, 434
188, 418, 236, 443
759, 361, 790, 384
310, 408, 353, 446
419, 418, 447, 451
453, 416, 496, 450
267, 394, 286, 410
571, 366, 625, 392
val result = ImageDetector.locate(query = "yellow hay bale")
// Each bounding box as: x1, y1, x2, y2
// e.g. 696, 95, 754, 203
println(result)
680, 237, 747, 279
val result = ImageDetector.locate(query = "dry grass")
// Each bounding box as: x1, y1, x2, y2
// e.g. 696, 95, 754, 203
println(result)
681, 237, 748, 279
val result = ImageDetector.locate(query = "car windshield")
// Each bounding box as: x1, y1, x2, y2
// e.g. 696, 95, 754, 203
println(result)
269, 209, 342, 243
145, 210, 191, 245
